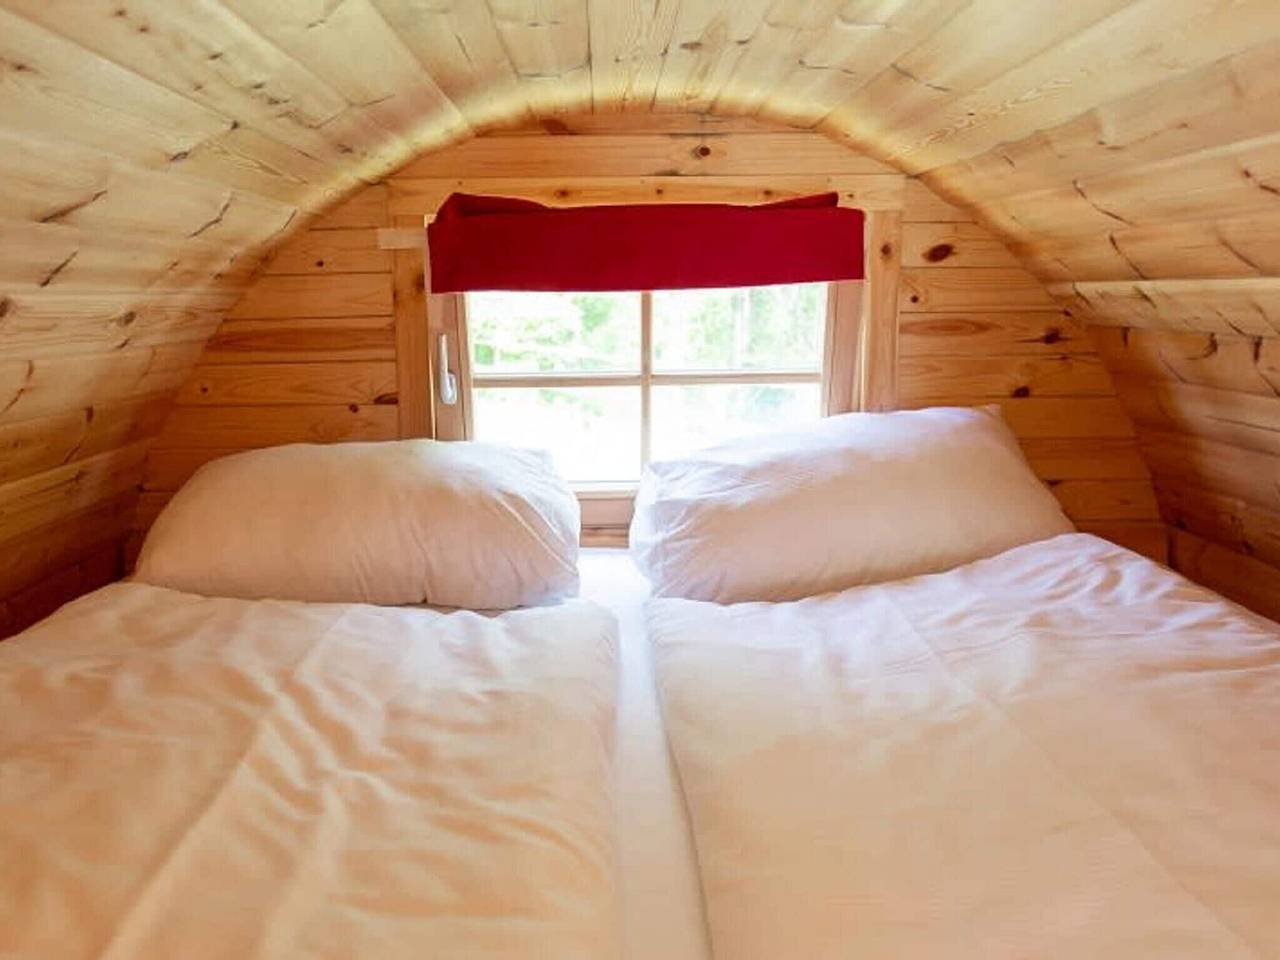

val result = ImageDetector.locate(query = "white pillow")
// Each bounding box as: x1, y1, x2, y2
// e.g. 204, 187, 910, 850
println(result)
136, 440, 580, 609
629, 406, 1073, 602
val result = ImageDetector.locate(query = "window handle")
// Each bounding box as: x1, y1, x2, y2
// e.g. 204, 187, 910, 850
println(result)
437, 332, 458, 406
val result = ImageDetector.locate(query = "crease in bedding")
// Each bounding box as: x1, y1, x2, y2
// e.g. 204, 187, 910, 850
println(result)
0, 583, 621, 960
650, 533, 1280, 960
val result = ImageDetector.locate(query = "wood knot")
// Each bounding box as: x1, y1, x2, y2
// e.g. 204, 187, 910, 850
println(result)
923, 242, 954, 262
1042, 327, 1061, 344
695, 144, 712, 158
909, 294, 920, 303
0, 297, 10, 319
881, 243, 893, 257
1011, 385, 1031, 398
115, 310, 137, 328
347, 403, 360, 413
314, 259, 325, 268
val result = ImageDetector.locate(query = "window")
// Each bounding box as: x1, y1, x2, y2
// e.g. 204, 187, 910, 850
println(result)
460, 284, 831, 486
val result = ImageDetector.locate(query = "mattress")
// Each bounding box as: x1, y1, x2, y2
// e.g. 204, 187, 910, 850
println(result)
650, 533, 1280, 959
0, 582, 619, 959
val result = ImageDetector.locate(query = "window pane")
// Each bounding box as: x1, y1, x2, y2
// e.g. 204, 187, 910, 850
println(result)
473, 386, 641, 484
651, 283, 826, 372
467, 291, 640, 373
650, 383, 822, 461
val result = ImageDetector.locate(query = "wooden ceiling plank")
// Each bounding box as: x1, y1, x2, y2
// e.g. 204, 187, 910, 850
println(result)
1016, 210, 1280, 284
986, 131, 1280, 250
0, 343, 208, 426
0, 392, 174, 487
759, 0, 968, 127
4, 0, 367, 168
927, 35, 1280, 207
372, 0, 533, 128
487, 0, 592, 114
586, 0, 682, 113
710, 0, 846, 116
1052, 278, 1280, 337
649, 0, 772, 113
898, 0, 1280, 173
0, 6, 232, 169
0, 440, 152, 545
818, 0, 1128, 166
221, 0, 470, 157
1092, 326, 1280, 399
0, 290, 231, 359
0, 218, 266, 293
1116, 375, 1280, 458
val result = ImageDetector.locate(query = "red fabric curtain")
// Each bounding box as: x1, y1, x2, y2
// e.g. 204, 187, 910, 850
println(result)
426, 192, 865, 292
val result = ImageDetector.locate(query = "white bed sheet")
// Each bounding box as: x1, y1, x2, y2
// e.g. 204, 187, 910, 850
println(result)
650, 533, 1280, 959
0, 583, 620, 959
579, 549, 712, 960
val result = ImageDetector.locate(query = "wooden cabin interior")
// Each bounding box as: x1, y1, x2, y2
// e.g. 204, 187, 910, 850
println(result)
3, 4, 1280, 958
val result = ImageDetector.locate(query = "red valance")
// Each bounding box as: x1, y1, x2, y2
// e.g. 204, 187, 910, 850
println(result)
426, 192, 865, 293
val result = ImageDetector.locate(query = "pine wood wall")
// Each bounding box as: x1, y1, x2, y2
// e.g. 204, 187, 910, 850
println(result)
140, 120, 1162, 567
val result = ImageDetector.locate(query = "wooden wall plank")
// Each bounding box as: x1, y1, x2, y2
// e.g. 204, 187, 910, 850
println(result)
1168, 528, 1280, 624
1051, 478, 1161, 522
0, 393, 171, 485
899, 355, 1114, 402
0, 542, 123, 639
899, 312, 1091, 356
265, 229, 392, 275
1158, 479, 1280, 572
0, 344, 204, 425
201, 318, 398, 364
176, 362, 398, 407
227, 273, 394, 320
388, 174, 906, 215
394, 132, 895, 177
0, 493, 135, 599
901, 222, 1021, 269
901, 268, 1059, 313
1076, 521, 1170, 564
155, 404, 398, 449
0, 441, 149, 545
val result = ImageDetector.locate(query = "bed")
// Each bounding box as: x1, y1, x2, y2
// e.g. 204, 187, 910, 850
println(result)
649, 533, 1280, 959
0, 580, 620, 959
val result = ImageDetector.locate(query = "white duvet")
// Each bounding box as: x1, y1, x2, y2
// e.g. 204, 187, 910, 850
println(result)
0, 583, 620, 960
651, 533, 1280, 959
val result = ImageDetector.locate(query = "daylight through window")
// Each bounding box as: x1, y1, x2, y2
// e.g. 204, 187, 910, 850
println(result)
464, 284, 829, 485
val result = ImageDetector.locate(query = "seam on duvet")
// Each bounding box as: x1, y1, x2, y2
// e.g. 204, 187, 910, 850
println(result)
92, 603, 359, 960
641, 601, 719, 956
875, 587, 1266, 959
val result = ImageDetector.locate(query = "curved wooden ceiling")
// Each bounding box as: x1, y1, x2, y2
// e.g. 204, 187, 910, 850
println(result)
4, 0, 1280, 629
5, 1, 1279, 310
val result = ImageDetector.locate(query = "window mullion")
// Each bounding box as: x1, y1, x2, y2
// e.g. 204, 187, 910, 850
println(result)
640, 290, 653, 469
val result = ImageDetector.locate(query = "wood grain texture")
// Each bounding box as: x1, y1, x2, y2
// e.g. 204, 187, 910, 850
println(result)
140, 128, 1158, 573
4, 0, 1279, 625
